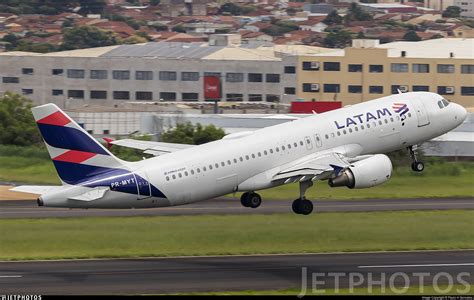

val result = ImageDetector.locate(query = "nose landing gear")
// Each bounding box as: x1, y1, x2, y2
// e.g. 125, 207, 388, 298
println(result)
408, 145, 424, 172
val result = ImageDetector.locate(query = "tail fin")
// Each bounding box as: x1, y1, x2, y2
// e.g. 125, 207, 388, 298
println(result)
32, 104, 128, 185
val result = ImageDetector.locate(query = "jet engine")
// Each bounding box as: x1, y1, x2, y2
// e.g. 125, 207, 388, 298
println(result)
328, 154, 392, 189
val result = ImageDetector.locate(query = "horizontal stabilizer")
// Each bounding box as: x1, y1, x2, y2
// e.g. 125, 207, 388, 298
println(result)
10, 185, 62, 195
68, 186, 110, 201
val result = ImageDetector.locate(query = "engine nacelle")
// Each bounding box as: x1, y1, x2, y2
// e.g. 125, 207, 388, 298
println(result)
328, 154, 392, 189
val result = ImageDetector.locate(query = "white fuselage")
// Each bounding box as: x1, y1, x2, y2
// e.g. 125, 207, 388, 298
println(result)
43, 92, 467, 208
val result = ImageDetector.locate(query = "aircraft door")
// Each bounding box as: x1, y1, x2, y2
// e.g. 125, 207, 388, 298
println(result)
411, 98, 430, 127
134, 171, 151, 200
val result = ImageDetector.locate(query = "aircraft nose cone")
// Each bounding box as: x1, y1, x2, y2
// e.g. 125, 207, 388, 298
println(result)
454, 103, 467, 123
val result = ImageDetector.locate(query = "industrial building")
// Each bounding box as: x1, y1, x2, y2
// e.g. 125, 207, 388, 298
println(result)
297, 38, 474, 108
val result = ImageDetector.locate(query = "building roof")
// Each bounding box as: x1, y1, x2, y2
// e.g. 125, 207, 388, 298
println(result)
309, 38, 474, 59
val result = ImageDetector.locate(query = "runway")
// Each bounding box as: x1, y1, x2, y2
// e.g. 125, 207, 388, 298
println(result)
0, 197, 473, 219
1, 250, 473, 294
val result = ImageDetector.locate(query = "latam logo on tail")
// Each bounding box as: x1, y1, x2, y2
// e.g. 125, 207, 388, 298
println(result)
334, 104, 410, 129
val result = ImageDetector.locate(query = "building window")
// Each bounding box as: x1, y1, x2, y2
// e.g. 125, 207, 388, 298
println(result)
369, 86, 383, 94
348, 85, 362, 93
160, 92, 176, 101
182, 93, 199, 101
391, 63, 408, 73
226, 73, 243, 82
303, 83, 319, 92
437, 64, 455, 74
348, 64, 362, 72
181, 72, 199, 81
303, 61, 320, 71
284, 87, 296, 95
22, 68, 33, 75
248, 73, 262, 82
22, 89, 33, 95
52, 69, 63, 75
369, 65, 383, 73
266, 74, 280, 83
2, 77, 19, 83
67, 69, 85, 79
136, 91, 153, 100
90, 90, 107, 99
284, 66, 296, 73
248, 94, 262, 101
159, 71, 177, 81
413, 64, 429, 73
113, 91, 130, 100
226, 93, 243, 101
113, 70, 130, 80
135, 71, 153, 80
52, 89, 63, 96
266, 94, 279, 102
412, 85, 429, 92
461, 87, 474, 96
437, 86, 454, 95
90, 70, 108, 79
461, 65, 474, 74
391, 85, 408, 94
204, 72, 221, 77
323, 62, 340, 71
324, 84, 340, 93
68, 90, 84, 99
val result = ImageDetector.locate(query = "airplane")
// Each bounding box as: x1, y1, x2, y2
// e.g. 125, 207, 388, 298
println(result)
11, 92, 467, 215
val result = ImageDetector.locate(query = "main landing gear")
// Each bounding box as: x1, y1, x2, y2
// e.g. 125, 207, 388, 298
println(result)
407, 145, 424, 172
240, 192, 262, 208
292, 181, 314, 215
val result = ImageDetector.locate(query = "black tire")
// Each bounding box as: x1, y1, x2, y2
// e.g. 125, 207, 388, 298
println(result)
240, 192, 250, 207
292, 199, 301, 214
299, 199, 314, 215
411, 161, 424, 172
247, 192, 262, 208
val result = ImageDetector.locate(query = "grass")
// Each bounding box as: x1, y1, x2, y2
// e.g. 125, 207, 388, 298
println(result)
183, 284, 473, 295
0, 210, 473, 261
0, 156, 59, 185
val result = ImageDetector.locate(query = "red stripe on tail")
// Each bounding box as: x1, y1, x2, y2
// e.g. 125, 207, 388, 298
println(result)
37, 111, 71, 126
53, 150, 97, 164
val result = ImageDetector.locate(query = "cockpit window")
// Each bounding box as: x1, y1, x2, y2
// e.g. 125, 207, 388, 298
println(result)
438, 100, 444, 109
442, 99, 450, 107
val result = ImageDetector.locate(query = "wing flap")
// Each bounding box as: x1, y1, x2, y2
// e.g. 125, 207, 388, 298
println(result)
110, 139, 194, 156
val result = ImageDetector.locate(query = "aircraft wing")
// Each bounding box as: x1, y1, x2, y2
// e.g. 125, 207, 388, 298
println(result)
109, 139, 194, 156
272, 152, 352, 183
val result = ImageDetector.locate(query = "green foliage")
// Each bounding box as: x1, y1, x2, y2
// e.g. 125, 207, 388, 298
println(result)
262, 20, 298, 37
15, 41, 57, 53
62, 26, 119, 50
0, 144, 49, 160
323, 10, 343, 25
0, 0, 105, 15
0, 92, 41, 146
172, 24, 186, 33
149, 0, 161, 5
442, 5, 461, 18
150, 23, 168, 31
403, 30, 421, 41
161, 122, 225, 145
219, 3, 243, 16
122, 34, 148, 44
344, 3, 372, 23
323, 29, 353, 48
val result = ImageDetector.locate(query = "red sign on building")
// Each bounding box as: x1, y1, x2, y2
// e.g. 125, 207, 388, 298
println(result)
204, 76, 221, 100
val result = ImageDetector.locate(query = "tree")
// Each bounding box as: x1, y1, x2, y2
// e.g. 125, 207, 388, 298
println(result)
324, 30, 353, 48
403, 30, 421, 41
323, 10, 343, 25
122, 35, 148, 44
344, 3, 372, 23
0, 92, 41, 146
219, 3, 243, 16
161, 122, 225, 145
149, 0, 161, 6
172, 24, 186, 33
442, 6, 461, 18
62, 26, 119, 50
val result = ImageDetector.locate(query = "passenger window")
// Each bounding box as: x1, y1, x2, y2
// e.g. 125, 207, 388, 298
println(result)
227, 160, 231, 165
361, 125, 364, 130
234, 158, 238, 163
203, 167, 207, 171
178, 173, 182, 178
349, 128, 353, 133
270, 149, 274, 154
379, 120, 383, 125
191, 170, 195, 175
166, 176, 170, 181
215, 163, 219, 168
221, 162, 225, 167
294, 142, 297, 147
288, 144, 291, 149
408, 113, 412, 118
245, 155, 249, 160
384, 119, 388, 124
331, 133, 335, 137
355, 127, 358, 131
240, 157, 243, 161
282, 146, 285, 151
197, 168, 201, 173
367, 124, 371, 128
276, 147, 280, 152
343, 129, 347, 134
264, 150, 268, 155
209, 165, 213, 170
172, 174, 176, 179
185, 171, 188, 176
300, 141, 304, 146
337, 131, 341, 136
258, 152, 261, 157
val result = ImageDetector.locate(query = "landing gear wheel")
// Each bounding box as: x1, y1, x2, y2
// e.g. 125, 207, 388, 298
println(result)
292, 199, 314, 215
411, 161, 424, 172
240, 192, 250, 207
247, 192, 262, 209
